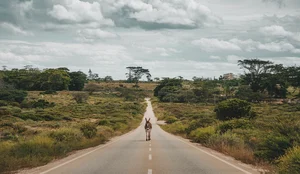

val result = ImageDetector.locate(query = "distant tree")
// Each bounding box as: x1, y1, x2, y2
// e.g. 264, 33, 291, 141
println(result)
238, 59, 273, 92
104, 76, 113, 82
38, 69, 71, 90
69, 71, 87, 91
154, 78, 182, 101
88, 69, 99, 80
154, 77, 160, 82
126, 67, 151, 87
84, 83, 101, 95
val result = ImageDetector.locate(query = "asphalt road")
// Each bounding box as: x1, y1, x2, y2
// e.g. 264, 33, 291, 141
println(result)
21, 99, 260, 174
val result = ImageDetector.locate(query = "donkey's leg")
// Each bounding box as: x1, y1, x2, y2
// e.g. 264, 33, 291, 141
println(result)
146, 130, 148, 141
149, 130, 151, 140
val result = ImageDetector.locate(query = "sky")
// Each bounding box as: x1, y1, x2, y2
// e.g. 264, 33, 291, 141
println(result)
0, 0, 300, 79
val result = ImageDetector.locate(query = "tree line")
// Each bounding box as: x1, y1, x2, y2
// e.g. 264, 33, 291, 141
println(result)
154, 59, 300, 103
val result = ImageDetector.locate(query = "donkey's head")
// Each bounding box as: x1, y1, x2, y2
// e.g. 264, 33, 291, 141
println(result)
145, 118, 151, 123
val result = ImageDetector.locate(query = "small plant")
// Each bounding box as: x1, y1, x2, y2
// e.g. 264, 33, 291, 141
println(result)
0, 90, 27, 103
80, 123, 97, 139
165, 116, 178, 124
214, 99, 252, 120
49, 128, 83, 142
40, 90, 57, 95
190, 126, 215, 144
278, 146, 300, 174
254, 133, 291, 162
72, 92, 89, 103
32, 100, 55, 109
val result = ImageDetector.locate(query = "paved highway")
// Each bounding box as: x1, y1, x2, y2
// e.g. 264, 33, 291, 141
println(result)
20, 99, 260, 174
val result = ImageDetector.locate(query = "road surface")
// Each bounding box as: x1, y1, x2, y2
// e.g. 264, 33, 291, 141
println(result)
21, 99, 260, 174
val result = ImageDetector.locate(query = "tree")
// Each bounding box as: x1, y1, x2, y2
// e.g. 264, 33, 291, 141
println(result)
104, 76, 113, 82
38, 69, 71, 90
125, 67, 151, 87
69, 71, 87, 91
238, 59, 273, 92
88, 69, 99, 80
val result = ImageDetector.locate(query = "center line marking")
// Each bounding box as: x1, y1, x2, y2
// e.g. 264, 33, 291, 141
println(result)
149, 154, 152, 160
149, 144, 151, 147
148, 169, 152, 174
149, 148, 151, 151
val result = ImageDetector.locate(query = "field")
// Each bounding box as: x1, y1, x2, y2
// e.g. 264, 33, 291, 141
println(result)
152, 100, 300, 172
0, 84, 152, 173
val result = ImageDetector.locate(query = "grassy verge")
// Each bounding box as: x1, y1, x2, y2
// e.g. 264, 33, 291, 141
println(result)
153, 101, 300, 173
0, 88, 147, 173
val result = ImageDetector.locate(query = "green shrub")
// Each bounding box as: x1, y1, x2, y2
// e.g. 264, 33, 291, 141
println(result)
32, 100, 55, 109
185, 117, 217, 134
80, 123, 97, 139
0, 90, 27, 103
163, 121, 187, 134
49, 128, 83, 142
208, 132, 244, 147
40, 90, 57, 95
98, 119, 110, 126
165, 116, 178, 124
214, 99, 252, 120
0, 100, 8, 106
12, 136, 55, 158
72, 92, 89, 103
217, 119, 254, 134
0, 108, 11, 116
9, 102, 20, 107
190, 126, 215, 144
255, 134, 292, 162
278, 146, 300, 174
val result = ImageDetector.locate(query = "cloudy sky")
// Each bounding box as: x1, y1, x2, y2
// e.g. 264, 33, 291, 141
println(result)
0, 0, 300, 79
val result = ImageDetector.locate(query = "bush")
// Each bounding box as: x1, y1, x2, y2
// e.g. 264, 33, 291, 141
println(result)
217, 119, 254, 134
49, 128, 83, 143
72, 92, 89, 103
0, 90, 27, 103
98, 119, 110, 126
190, 126, 215, 144
214, 99, 252, 120
208, 132, 244, 147
185, 117, 217, 134
278, 146, 300, 174
84, 83, 101, 94
254, 134, 292, 162
40, 90, 57, 95
32, 100, 55, 109
0, 100, 8, 106
165, 116, 178, 124
80, 123, 97, 139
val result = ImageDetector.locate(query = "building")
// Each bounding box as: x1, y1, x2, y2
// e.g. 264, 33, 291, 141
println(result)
223, 73, 234, 80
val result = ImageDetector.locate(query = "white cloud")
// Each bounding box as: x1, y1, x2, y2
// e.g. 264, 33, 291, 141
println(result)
210, 56, 221, 60
48, 0, 114, 25
0, 22, 33, 36
227, 55, 246, 63
260, 25, 300, 41
76, 29, 117, 42
258, 41, 299, 52
192, 38, 241, 52
102, 0, 222, 29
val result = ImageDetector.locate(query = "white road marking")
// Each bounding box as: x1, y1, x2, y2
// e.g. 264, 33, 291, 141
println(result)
160, 128, 253, 174
149, 148, 152, 151
148, 169, 152, 174
149, 154, 152, 160
149, 144, 151, 147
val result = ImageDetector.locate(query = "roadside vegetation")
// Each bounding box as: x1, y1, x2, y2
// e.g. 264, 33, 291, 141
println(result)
0, 66, 154, 173
153, 59, 300, 173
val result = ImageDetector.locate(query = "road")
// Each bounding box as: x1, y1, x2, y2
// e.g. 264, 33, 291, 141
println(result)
21, 99, 260, 174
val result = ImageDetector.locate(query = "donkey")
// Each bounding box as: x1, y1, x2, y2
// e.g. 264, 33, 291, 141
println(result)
144, 118, 152, 141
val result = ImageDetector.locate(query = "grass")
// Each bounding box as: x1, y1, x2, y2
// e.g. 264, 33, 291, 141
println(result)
153, 101, 300, 172
0, 86, 147, 173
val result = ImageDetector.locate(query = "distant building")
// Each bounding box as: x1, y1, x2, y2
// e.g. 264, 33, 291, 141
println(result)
223, 73, 234, 80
